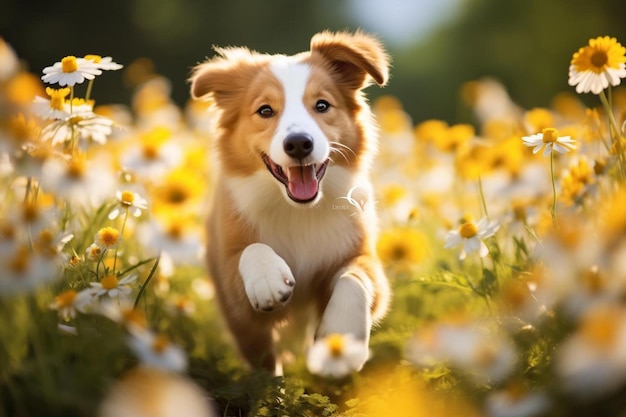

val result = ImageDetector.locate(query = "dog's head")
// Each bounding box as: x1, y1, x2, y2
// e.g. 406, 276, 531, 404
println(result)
190, 31, 389, 205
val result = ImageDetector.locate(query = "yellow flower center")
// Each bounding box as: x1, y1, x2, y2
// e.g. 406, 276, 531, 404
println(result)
87, 245, 102, 259
67, 158, 86, 179
512, 203, 527, 222
69, 255, 81, 267
35, 229, 57, 257
1, 222, 16, 240
502, 281, 530, 310
505, 381, 528, 402
580, 307, 620, 350
542, 127, 559, 144
97, 227, 120, 248
68, 97, 94, 108
391, 244, 407, 261
61, 56, 78, 73
68, 115, 84, 126
8, 114, 37, 143
84, 54, 102, 63
326, 333, 345, 357
582, 267, 604, 294
10, 246, 30, 273
474, 342, 497, 366
459, 222, 478, 239
167, 223, 184, 240
46, 87, 71, 111
152, 335, 170, 353
142, 143, 159, 160
56, 290, 77, 307
120, 190, 135, 206
100, 275, 119, 290
121, 308, 147, 327
37, 229, 54, 244
590, 50, 608, 69
21, 202, 40, 223
572, 36, 626, 74
163, 183, 190, 205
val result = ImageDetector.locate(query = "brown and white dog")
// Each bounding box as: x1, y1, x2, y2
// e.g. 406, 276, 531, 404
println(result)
189, 30, 391, 375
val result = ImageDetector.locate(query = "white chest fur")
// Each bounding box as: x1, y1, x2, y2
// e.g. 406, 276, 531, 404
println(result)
226, 166, 374, 282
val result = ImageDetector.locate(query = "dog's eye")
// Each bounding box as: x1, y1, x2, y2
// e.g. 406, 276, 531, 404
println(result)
314, 100, 330, 113
256, 105, 275, 118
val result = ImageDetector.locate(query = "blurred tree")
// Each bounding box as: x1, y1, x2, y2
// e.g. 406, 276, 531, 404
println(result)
386, 0, 626, 122
2, 0, 626, 122
1, 0, 352, 108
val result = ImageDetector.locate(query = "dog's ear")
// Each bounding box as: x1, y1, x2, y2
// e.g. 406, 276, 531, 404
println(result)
189, 47, 264, 106
310, 30, 390, 90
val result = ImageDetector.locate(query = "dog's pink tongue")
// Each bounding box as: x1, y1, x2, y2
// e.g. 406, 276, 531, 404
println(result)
287, 165, 318, 201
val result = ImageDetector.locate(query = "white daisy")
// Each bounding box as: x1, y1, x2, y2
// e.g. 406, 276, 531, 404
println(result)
568, 36, 626, 95
85, 243, 103, 262
98, 368, 218, 417
120, 137, 183, 180
7, 200, 58, 239
0, 244, 64, 295
94, 226, 122, 250
486, 386, 551, 417
108, 189, 149, 220
127, 327, 188, 372
444, 216, 500, 260
41, 112, 115, 146
41, 55, 102, 86
31, 87, 72, 120
435, 323, 516, 384
49, 288, 98, 321
555, 303, 626, 399
522, 128, 576, 157
306, 333, 369, 378
98, 299, 147, 330
90, 274, 138, 298
137, 218, 202, 265
84, 55, 123, 71
40, 154, 116, 207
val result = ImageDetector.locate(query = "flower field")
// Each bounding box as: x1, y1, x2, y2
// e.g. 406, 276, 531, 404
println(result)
2, 35, 626, 416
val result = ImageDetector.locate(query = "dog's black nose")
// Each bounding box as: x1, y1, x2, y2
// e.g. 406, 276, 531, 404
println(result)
283, 133, 314, 159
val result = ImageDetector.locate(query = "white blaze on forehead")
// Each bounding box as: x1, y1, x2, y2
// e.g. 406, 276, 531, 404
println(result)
269, 58, 329, 166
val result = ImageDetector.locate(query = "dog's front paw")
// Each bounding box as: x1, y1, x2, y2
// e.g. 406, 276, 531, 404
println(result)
239, 243, 295, 312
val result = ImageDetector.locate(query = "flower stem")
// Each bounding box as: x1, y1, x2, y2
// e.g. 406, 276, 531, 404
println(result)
134, 255, 160, 310
96, 249, 107, 279
550, 151, 558, 227
478, 175, 490, 220
599, 89, 626, 179
69, 86, 77, 154
112, 208, 129, 273
24, 176, 32, 203
85, 79, 94, 102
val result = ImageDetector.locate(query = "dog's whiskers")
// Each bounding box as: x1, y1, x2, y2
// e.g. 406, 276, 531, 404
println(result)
329, 142, 356, 163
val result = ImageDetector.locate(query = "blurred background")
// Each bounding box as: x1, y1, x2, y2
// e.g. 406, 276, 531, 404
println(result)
3, 0, 626, 124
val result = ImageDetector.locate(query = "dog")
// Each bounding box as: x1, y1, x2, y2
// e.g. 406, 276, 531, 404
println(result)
189, 30, 391, 375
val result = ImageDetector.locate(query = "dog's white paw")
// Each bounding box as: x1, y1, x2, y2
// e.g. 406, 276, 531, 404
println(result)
239, 243, 295, 312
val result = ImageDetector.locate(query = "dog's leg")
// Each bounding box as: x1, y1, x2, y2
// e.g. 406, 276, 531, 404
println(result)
228, 317, 278, 371
312, 263, 379, 373
226, 243, 295, 374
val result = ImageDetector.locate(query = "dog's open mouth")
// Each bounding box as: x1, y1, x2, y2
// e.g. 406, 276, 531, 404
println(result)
262, 154, 329, 203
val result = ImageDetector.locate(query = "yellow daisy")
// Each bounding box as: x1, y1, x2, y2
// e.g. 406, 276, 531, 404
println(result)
94, 226, 122, 250
377, 227, 429, 265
